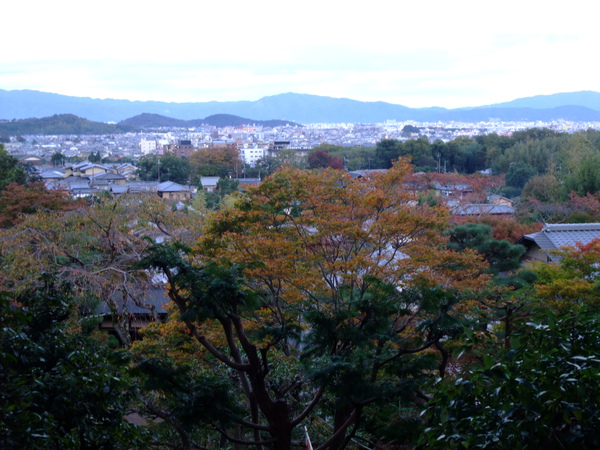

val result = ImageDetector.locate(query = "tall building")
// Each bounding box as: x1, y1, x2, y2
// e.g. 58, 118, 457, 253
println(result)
140, 138, 158, 155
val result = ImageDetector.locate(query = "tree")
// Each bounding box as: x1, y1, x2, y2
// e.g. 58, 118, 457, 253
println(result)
420, 309, 600, 449
140, 162, 487, 449
50, 151, 67, 166
0, 193, 204, 345
505, 161, 537, 189
137, 155, 191, 184
531, 238, 600, 313
375, 139, 403, 168
446, 223, 525, 274
0, 182, 83, 228
205, 177, 239, 210
564, 152, 600, 196
189, 146, 242, 179
522, 173, 563, 202
308, 149, 344, 170
0, 279, 143, 448
0, 145, 27, 191
89, 150, 102, 163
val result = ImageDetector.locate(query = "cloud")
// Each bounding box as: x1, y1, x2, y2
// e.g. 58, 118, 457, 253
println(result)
3, 0, 600, 108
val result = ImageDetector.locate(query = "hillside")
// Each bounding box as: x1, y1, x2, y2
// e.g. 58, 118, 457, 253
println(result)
0, 114, 139, 135
120, 113, 301, 128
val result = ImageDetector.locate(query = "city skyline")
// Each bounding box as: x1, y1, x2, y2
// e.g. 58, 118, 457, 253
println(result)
4, 0, 599, 109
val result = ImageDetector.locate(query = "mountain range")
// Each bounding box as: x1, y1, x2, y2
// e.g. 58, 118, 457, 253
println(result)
2, 89, 600, 124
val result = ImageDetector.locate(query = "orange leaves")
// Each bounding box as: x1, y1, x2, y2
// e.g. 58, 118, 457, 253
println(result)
195, 161, 488, 316
0, 182, 83, 228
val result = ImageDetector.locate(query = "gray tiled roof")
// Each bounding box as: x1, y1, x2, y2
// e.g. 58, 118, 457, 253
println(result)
451, 204, 515, 216
518, 223, 600, 258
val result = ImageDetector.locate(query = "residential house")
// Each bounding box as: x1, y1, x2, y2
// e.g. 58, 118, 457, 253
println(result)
64, 162, 109, 178
348, 169, 389, 179
433, 181, 473, 198
157, 181, 193, 201
516, 223, 600, 263
200, 176, 220, 192
451, 203, 515, 217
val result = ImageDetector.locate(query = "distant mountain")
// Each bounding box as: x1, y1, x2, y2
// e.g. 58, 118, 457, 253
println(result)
120, 113, 301, 128
476, 91, 600, 111
0, 114, 138, 136
2, 89, 600, 124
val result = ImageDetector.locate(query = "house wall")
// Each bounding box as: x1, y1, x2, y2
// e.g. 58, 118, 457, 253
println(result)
523, 245, 551, 263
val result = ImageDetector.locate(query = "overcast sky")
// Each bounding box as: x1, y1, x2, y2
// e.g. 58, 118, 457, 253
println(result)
3, 0, 598, 108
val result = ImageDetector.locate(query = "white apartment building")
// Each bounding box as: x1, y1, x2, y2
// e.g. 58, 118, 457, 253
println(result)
241, 145, 266, 167
140, 138, 158, 155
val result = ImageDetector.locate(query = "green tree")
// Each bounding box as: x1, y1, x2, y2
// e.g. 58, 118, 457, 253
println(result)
420, 309, 600, 449
0, 144, 27, 191
205, 177, 239, 210
139, 162, 486, 449
0, 279, 143, 448
446, 223, 525, 274
505, 161, 537, 189
564, 152, 600, 196
50, 151, 67, 166
137, 155, 191, 184
375, 139, 403, 168
522, 173, 563, 202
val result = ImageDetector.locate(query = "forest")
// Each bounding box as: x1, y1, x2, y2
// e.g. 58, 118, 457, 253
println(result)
2, 128, 600, 449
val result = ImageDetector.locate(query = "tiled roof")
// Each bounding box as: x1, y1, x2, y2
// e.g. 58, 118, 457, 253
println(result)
451, 204, 515, 216
517, 223, 600, 260
157, 181, 190, 192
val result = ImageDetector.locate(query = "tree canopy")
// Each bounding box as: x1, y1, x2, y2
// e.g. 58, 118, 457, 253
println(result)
138, 161, 487, 449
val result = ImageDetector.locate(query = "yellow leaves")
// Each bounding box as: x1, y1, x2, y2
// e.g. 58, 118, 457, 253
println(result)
192, 162, 489, 335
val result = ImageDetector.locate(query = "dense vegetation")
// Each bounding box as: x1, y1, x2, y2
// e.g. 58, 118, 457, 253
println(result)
0, 114, 139, 135
2, 131, 600, 448
120, 113, 301, 129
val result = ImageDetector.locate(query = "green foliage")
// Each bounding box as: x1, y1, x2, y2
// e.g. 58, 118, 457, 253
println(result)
420, 310, 600, 449
0, 280, 143, 448
564, 152, 600, 196
132, 357, 242, 431
522, 173, 563, 202
0, 145, 27, 191
50, 151, 67, 166
205, 178, 239, 210
89, 150, 102, 163
0, 114, 138, 135
136, 154, 191, 184
446, 223, 525, 273
375, 139, 403, 168
506, 161, 537, 189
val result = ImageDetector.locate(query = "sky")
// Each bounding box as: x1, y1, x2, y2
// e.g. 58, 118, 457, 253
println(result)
3, 0, 599, 109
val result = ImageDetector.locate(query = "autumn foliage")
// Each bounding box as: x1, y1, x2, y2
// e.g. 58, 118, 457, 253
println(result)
138, 161, 489, 449
0, 182, 83, 228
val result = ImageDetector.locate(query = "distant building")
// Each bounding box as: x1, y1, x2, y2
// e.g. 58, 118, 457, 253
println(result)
140, 138, 157, 155
164, 140, 195, 158
200, 176, 220, 192
450, 203, 515, 217
240, 145, 266, 167
157, 181, 193, 201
